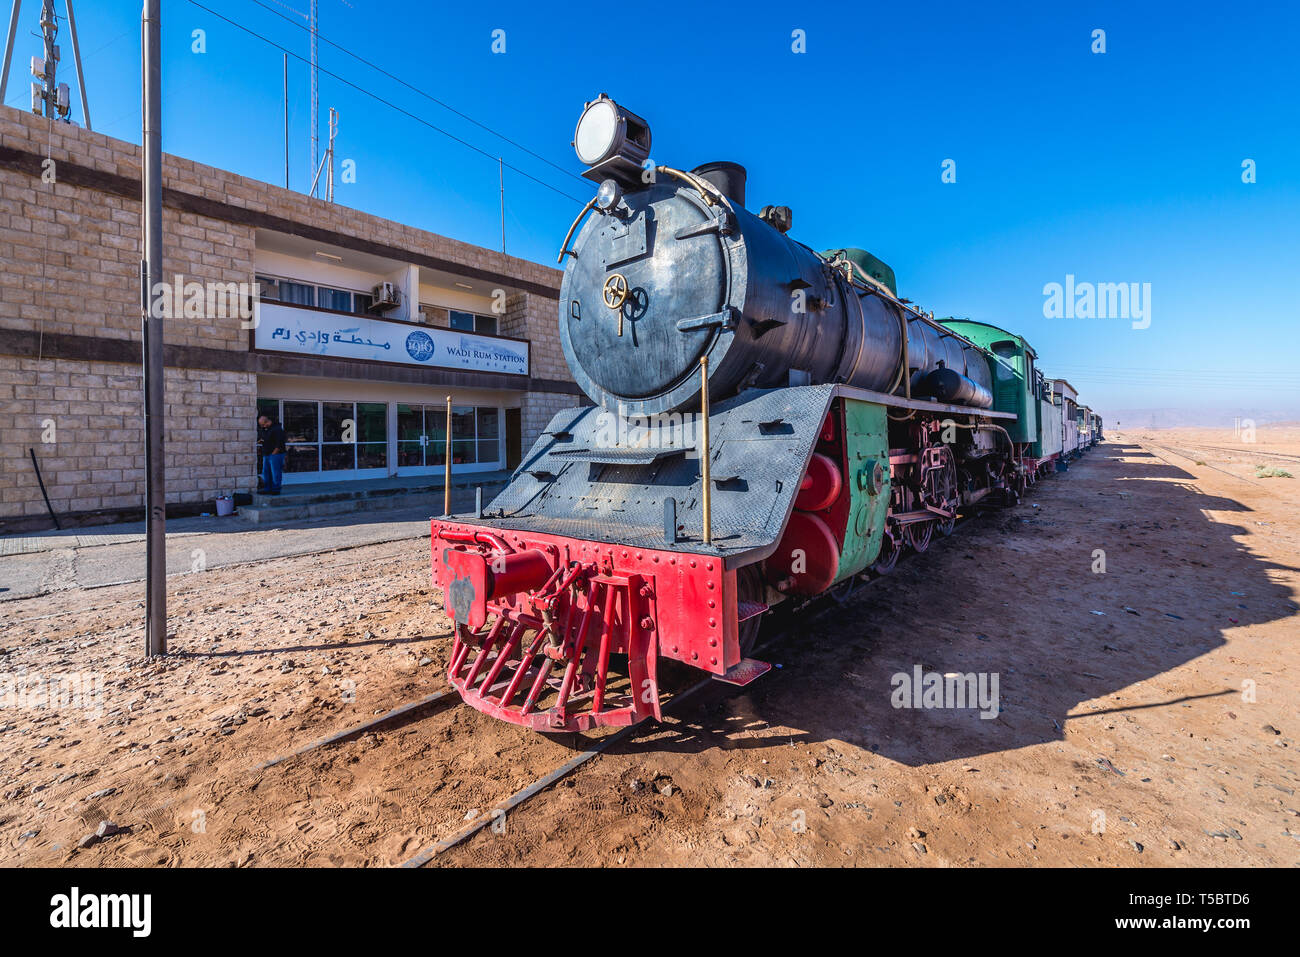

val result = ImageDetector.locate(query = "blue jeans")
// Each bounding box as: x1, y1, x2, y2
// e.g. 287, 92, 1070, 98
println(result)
261, 452, 285, 492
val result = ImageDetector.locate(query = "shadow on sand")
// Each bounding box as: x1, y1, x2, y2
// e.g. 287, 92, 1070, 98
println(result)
610, 441, 1297, 763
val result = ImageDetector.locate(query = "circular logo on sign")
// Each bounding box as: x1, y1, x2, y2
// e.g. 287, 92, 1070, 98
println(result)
405, 330, 435, 362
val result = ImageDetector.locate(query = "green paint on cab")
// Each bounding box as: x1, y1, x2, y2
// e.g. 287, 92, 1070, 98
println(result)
834, 399, 890, 581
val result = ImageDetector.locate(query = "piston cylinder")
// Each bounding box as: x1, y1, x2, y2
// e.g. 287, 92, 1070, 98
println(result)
486, 549, 553, 599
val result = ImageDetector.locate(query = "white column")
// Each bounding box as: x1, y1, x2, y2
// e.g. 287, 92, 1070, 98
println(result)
387, 401, 398, 477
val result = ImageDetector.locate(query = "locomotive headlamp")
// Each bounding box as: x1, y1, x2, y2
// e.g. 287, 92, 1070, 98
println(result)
573, 94, 652, 185
595, 178, 622, 212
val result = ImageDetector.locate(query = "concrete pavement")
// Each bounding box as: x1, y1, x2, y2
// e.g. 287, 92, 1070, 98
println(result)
0, 487, 487, 601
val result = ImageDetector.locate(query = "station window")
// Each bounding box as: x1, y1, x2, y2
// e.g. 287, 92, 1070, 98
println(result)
257, 399, 389, 477
255, 275, 281, 301
477, 407, 500, 462
318, 286, 357, 313
277, 280, 316, 307
449, 310, 498, 335
256, 275, 374, 315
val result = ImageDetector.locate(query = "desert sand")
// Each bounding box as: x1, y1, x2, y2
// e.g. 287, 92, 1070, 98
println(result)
2, 426, 1297, 866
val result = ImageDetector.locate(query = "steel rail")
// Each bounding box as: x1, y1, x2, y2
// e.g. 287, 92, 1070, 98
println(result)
396, 462, 1061, 867
1140, 441, 1266, 487
254, 689, 458, 770
1177, 442, 1300, 465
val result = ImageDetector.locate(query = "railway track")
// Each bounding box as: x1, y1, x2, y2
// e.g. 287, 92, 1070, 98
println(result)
246, 581, 857, 868
1140, 441, 1266, 487
10, 460, 1081, 865
251, 472, 1060, 867
1176, 442, 1300, 465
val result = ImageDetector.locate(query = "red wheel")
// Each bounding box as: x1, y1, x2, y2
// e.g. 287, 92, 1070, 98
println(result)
871, 528, 901, 575
737, 565, 765, 657
905, 520, 933, 553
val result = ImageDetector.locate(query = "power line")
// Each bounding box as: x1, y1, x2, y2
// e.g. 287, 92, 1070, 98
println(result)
1050, 369, 1300, 385
183, 0, 586, 205
1052, 369, 1300, 380
1050, 363, 1300, 377
246, 0, 588, 188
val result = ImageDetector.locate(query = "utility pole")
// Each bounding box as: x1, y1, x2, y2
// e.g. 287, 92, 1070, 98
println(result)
37, 0, 59, 117
141, 0, 166, 657
308, 106, 336, 202
309, 0, 318, 194
282, 52, 288, 188
63, 0, 85, 126
325, 107, 337, 202
0, 3, 18, 104
498, 157, 506, 255
1, 0, 90, 127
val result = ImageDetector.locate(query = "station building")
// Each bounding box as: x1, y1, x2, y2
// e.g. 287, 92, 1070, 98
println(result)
0, 105, 581, 530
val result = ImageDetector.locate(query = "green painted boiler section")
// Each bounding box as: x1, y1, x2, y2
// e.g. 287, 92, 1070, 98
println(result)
820, 247, 898, 297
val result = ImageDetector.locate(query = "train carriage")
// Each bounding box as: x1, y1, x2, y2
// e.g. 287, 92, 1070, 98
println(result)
936, 321, 1062, 481
1053, 379, 1082, 460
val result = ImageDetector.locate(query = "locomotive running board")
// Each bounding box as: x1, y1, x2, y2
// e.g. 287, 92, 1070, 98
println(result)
832, 383, 1018, 420
713, 657, 772, 687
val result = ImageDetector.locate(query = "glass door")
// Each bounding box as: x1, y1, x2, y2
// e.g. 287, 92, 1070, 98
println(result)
283, 400, 321, 476
395, 404, 500, 475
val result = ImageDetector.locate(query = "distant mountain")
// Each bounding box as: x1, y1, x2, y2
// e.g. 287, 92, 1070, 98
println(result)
1104, 408, 1300, 430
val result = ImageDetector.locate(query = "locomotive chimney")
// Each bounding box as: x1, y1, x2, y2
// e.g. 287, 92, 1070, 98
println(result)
691, 161, 747, 208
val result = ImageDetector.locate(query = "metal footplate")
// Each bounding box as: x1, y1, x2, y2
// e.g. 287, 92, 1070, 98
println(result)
712, 657, 772, 687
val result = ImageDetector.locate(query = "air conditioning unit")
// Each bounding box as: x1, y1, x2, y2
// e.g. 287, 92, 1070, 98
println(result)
370, 281, 401, 311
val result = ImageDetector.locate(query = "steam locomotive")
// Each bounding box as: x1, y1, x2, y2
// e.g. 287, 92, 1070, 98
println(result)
430, 96, 1098, 731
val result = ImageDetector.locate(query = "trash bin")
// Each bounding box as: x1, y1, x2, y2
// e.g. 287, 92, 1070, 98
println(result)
215, 495, 235, 517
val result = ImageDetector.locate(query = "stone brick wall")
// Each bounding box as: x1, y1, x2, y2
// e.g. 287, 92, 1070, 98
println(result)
0, 356, 256, 519
502, 293, 581, 439
0, 147, 257, 352
502, 291, 569, 381
518, 390, 582, 447
0, 105, 571, 528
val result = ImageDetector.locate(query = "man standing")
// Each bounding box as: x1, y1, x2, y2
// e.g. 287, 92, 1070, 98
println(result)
258, 413, 287, 495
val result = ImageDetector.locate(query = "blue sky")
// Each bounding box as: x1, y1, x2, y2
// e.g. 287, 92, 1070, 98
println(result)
6, 0, 1299, 416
